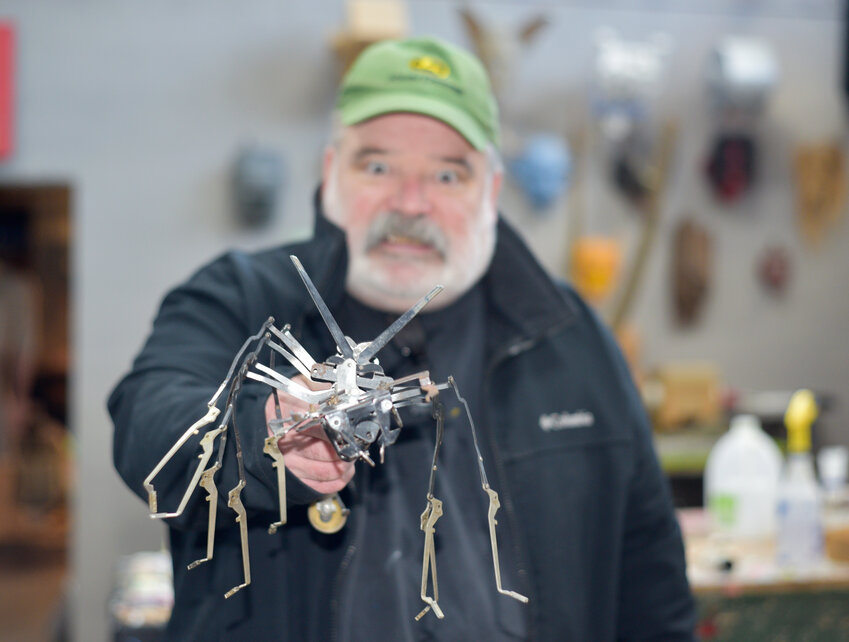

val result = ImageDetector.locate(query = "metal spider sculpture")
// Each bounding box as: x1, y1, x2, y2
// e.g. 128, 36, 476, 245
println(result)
143, 255, 527, 619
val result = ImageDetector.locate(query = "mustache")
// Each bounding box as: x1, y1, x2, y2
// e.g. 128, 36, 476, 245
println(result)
364, 212, 448, 257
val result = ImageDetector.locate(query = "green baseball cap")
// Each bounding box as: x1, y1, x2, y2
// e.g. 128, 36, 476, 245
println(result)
336, 36, 500, 150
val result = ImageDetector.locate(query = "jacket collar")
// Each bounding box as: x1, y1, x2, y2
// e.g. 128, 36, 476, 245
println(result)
304, 187, 348, 303
484, 218, 578, 343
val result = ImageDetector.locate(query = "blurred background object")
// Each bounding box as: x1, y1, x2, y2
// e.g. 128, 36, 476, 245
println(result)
672, 217, 713, 326
232, 144, 285, 229
794, 141, 846, 244
703, 37, 778, 205
458, 3, 548, 103
330, 0, 409, 74
109, 551, 173, 642
508, 133, 572, 213
0, 186, 71, 642
0, 22, 14, 161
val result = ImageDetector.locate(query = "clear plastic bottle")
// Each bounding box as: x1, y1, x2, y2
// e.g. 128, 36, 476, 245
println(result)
776, 390, 824, 570
704, 414, 783, 537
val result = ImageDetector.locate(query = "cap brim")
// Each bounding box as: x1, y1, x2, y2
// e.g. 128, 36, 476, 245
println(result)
340, 93, 490, 150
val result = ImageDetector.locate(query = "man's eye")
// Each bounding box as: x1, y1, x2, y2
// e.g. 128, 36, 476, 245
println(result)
435, 170, 459, 185
365, 161, 389, 176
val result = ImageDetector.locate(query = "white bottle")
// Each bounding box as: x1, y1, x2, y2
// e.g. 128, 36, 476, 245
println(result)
777, 454, 823, 568
818, 446, 849, 504
704, 414, 783, 538
776, 390, 823, 569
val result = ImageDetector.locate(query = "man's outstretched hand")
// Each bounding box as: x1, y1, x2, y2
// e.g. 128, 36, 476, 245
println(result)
264, 375, 355, 495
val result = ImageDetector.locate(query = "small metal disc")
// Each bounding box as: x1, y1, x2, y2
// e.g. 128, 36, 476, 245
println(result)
308, 495, 348, 533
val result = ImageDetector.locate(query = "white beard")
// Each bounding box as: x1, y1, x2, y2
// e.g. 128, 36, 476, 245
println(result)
323, 170, 497, 313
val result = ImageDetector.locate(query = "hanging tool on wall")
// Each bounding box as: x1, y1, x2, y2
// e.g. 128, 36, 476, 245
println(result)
703, 37, 778, 205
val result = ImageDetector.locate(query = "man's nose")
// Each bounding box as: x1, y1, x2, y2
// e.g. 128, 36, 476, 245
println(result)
392, 175, 431, 216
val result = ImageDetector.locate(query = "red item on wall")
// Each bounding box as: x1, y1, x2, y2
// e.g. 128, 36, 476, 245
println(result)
0, 22, 14, 160
705, 133, 757, 204
758, 245, 792, 295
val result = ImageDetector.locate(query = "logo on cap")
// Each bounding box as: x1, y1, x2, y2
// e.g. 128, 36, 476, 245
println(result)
409, 56, 451, 79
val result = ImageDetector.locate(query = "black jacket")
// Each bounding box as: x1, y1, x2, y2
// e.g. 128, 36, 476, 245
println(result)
110, 198, 696, 641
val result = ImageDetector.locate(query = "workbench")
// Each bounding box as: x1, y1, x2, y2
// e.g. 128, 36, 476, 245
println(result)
680, 508, 849, 641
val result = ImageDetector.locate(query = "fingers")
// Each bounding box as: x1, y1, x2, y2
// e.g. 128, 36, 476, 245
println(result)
263, 376, 356, 494
278, 425, 339, 462
298, 469, 355, 496
278, 430, 355, 494
264, 375, 331, 433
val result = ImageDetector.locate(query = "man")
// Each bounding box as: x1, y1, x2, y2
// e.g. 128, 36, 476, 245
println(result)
110, 37, 696, 641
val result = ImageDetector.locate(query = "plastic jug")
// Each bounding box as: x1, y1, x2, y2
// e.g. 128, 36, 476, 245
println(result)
704, 414, 783, 537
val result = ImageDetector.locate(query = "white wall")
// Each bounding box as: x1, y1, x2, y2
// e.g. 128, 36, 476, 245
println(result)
0, 1, 845, 640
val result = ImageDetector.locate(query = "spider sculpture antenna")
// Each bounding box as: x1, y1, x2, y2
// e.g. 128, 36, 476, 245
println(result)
289, 255, 354, 359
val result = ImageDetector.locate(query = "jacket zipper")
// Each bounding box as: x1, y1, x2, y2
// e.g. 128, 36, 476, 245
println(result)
482, 332, 558, 642
329, 541, 358, 642
329, 473, 366, 642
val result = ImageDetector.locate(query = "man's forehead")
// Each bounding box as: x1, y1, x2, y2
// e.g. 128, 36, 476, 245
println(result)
341, 112, 480, 159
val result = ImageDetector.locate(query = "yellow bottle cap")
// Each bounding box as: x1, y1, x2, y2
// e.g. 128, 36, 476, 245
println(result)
784, 389, 818, 453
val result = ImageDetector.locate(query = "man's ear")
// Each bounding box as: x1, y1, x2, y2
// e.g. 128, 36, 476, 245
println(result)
321, 145, 336, 191
489, 169, 504, 219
